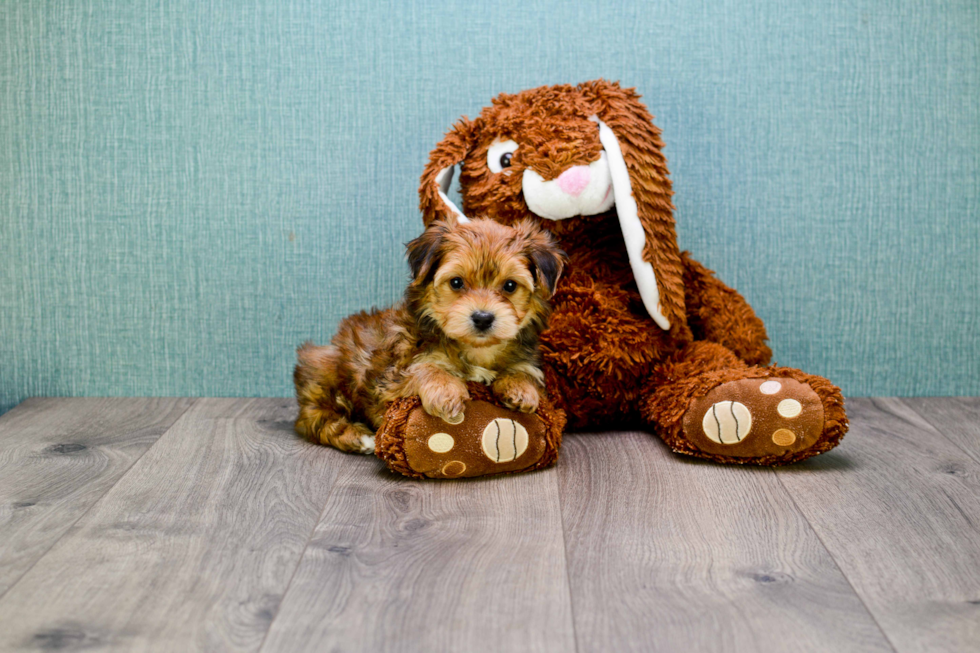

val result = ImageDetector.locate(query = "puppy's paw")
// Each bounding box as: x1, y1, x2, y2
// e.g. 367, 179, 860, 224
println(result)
327, 422, 376, 454
420, 381, 470, 425
357, 434, 376, 454
493, 376, 541, 413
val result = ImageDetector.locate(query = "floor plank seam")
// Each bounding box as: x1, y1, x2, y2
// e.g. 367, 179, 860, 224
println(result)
899, 398, 980, 466
255, 448, 346, 653
0, 398, 198, 604
554, 459, 582, 653
772, 467, 900, 653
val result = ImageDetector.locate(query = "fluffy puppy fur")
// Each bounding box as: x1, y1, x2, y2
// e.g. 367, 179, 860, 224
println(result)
293, 217, 565, 453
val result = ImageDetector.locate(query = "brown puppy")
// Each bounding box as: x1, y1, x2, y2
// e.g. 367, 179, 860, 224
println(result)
294, 217, 565, 453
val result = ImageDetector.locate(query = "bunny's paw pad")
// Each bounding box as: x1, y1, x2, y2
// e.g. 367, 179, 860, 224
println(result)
682, 378, 824, 459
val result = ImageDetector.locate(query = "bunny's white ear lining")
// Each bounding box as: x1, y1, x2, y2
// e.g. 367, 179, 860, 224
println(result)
589, 115, 671, 330
434, 165, 469, 223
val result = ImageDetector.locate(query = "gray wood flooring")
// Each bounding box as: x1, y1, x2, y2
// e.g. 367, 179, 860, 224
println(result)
0, 396, 977, 652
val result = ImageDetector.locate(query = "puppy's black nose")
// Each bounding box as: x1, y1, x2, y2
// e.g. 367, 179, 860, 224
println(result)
471, 311, 495, 332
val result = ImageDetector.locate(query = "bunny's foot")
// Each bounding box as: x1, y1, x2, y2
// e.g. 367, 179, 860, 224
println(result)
376, 383, 565, 479
681, 377, 826, 460
641, 344, 848, 465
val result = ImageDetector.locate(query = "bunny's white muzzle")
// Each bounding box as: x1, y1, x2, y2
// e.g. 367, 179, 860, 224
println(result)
522, 152, 615, 221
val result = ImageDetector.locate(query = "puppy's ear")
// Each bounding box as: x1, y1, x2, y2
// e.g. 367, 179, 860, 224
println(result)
517, 219, 566, 298
420, 118, 478, 226
580, 79, 685, 331
405, 221, 449, 285
529, 246, 565, 299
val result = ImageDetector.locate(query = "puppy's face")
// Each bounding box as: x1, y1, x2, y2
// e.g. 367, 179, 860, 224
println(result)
406, 218, 564, 348
429, 240, 533, 347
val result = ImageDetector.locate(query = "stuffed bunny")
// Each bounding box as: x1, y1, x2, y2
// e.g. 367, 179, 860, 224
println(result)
378, 80, 846, 476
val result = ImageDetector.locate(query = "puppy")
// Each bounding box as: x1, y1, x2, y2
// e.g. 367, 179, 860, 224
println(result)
293, 217, 565, 453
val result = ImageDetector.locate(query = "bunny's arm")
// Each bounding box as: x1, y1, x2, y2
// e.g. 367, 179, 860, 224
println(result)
681, 252, 772, 366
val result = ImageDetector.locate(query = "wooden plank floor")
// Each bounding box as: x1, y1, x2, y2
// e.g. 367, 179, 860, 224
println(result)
0, 397, 977, 652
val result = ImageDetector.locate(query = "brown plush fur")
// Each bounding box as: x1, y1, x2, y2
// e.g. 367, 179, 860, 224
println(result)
294, 218, 564, 453
418, 80, 847, 464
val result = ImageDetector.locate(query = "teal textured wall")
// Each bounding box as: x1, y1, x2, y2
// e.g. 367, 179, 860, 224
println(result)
1, 0, 978, 413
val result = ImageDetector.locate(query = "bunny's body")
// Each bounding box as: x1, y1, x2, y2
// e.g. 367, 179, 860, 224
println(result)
416, 81, 847, 465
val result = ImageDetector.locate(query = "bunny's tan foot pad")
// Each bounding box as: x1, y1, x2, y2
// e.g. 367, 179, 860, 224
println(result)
376, 384, 565, 479
681, 378, 825, 462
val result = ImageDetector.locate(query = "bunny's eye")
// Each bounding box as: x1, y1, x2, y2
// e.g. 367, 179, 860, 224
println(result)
487, 139, 519, 174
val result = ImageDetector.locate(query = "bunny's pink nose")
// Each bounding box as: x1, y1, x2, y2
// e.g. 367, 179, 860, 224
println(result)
556, 166, 591, 196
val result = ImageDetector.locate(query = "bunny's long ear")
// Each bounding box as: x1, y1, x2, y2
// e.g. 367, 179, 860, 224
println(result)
419, 118, 477, 226
584, 81, 685, 331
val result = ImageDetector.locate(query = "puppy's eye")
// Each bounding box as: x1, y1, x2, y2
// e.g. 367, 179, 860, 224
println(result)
502, 279, 518, 293
449, 277, 465, 290
487, 139, 519, 174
